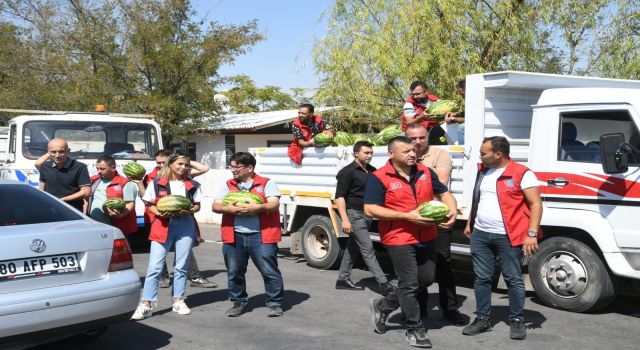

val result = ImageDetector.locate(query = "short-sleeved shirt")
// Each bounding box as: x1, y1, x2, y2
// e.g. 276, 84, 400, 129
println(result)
418, 146, 452, 185
215, 179, 280, 233
142, 181, 203, 204
363, 166, 448, 205
335, 161, 376, 211
89, 180, 138, 225
39, 158, 91, 211
291, 119, 326, 140
474, 167, 539, 234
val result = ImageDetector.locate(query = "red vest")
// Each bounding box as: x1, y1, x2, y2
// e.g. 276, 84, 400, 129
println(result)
148, 177, 199, 243
143, 167, 160, 224
471, 160, 543, 246
287, 115, 326, 165
371, 161, 438, 245
90, 172, 137, 234
401, 95, 440, 131
220, 174, 282, 244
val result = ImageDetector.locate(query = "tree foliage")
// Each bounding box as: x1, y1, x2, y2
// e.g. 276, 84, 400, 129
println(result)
313, 0, 640, 125
222, 75, 297, 113
0, 0, 263, 138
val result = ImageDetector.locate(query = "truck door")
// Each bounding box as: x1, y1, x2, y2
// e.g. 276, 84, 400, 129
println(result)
536, 106, 640, 249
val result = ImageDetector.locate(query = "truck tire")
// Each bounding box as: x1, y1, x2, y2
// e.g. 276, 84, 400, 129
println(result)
301, 215, 345, 270
529, 237, 615, 312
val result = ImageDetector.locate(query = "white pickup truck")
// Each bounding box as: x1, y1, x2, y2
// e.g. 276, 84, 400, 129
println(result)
251, 71, 640, 313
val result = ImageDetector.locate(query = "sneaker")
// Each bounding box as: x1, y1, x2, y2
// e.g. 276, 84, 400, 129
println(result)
171, 299, 191, 315
406, 328, 432, 348
267, 306, 284, 317
159, 276, 171, 288
510, 318, 526, 340
335, 278, 364, 290
226, 302, 248, 317
190, 277, 217, 288
378, 282, 395, 296
443, 309, 468, 326
369, 298, 388, 334
131, 303, 153, 320
462, 315, 492, 336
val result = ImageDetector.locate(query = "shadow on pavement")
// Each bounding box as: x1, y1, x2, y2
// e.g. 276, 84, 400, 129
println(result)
247, 290, 311, 312
276, 247, 309, 265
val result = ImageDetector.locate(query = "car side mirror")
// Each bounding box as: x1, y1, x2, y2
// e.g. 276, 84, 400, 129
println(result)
600, 133, 628, 174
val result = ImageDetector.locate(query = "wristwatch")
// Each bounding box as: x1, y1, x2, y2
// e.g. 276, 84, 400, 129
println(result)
527, 230, 537, 238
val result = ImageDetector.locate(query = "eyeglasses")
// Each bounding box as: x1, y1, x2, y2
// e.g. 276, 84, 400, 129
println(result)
410, 90, 426, 97
230, 165, 247, 170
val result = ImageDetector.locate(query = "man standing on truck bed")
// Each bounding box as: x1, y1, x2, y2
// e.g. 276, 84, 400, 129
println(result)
462, 136, 542, 340
287, 103, 334, 165
401, 80, 447, 146
36, 138, 91, 212
406, 123, 467, 326
334, 140, 394, 295
365, 136, 457, 348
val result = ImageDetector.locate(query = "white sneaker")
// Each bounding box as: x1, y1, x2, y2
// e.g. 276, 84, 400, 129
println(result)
131, 302, 153, 320
172, 299, 191, 315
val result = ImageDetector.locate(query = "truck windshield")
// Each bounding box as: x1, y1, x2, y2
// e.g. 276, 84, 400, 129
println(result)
22, 121, 159, 160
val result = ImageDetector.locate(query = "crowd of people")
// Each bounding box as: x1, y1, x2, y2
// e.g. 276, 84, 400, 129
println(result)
33, 78, 541, 349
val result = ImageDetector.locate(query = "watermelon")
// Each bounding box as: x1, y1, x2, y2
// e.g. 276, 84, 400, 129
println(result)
223, 191, 264, 206
378, 125, 403, 145
123, 162, 146, 180
104, 198, 126, 212
418, 200, 450, 223
334, 131, 354, 146
427, 100, 459, 122
352, 134, 369, 143
313, 133, 334, 147
157, 195, 192, 212
368, 133, 384, 146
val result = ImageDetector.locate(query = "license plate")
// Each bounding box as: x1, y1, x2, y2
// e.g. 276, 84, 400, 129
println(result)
0, 253, 81, 282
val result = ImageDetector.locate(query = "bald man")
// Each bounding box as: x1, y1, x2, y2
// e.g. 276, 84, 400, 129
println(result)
36, 138, 91, 212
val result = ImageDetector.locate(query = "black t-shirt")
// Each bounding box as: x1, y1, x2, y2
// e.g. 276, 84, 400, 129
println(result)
335, 161, 376, 211
39, 158, 91, 211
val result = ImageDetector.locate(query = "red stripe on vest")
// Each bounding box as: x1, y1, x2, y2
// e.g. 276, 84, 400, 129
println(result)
372, 161, 437, 245
90, 172, 137, 234
401, 95, 440, 131
220, 174, 282, 244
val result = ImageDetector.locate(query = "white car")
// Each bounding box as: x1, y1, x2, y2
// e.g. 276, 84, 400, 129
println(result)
0, 180, 141, 349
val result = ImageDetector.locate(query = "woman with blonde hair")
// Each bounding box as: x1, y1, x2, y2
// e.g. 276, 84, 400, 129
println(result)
132, 153, 203, 320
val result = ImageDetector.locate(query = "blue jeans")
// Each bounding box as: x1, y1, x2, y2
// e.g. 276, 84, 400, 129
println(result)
470, 229, 525, 320
222, 232, 284, 307
142, 216, 196, 302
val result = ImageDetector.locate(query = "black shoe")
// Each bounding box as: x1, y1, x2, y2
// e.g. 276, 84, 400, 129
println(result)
225, 302, 247, 317
406, 328, 432, 348
336, 278, 364, 290
378, 282, 395, 296
443, 309, 468, 326
159, 276, 171, 288
462, 315, 492, 335
369, 298, 388, 334
510, 318, 526, 340
190, 277, 217, 288
267, 306, 284, 317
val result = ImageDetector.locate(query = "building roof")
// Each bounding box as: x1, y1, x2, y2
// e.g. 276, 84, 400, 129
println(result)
204, 107, 341, 132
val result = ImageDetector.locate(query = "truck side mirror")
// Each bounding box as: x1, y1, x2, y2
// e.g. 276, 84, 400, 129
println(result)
599, 133, 628, 174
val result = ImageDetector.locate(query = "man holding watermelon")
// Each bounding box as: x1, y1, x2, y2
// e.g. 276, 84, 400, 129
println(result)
287, 103, 334, 165
401, 81, 448, 146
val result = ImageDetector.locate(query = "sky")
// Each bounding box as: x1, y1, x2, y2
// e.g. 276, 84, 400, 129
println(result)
194, 0, 333, 92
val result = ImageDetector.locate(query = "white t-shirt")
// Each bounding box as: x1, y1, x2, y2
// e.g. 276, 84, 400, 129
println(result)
474, 167, 538, 234
142, 180, 203, 203
403, 100, 431, 117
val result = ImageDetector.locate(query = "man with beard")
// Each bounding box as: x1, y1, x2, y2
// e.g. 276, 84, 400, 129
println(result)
287, 103, 334, 165
334, 141, 394, 295
366, 136, 457, 348
401, 81, 447, 146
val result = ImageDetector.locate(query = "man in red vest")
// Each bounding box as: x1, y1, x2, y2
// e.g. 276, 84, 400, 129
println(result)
365, 136, 457, 348
287, 103, 334, 165
402, 80, 448, 146
462, 136, 542, 340
212, 152, 285, 318
88, 155, 137, 234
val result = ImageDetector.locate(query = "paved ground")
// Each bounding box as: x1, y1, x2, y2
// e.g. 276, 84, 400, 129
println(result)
38, 224, 640, 350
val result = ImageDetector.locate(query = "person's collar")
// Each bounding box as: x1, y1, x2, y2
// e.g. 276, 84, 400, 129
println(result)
53, 157, 72, 169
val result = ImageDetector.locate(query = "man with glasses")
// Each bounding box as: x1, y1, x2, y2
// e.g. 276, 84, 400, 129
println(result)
401, 80, 447, 146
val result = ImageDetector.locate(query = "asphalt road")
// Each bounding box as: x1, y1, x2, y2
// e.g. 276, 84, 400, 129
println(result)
37, 224, 640, 350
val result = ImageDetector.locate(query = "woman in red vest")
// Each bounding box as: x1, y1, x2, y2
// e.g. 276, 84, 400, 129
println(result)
287, 103, 334, 165
131, 153, 203, 320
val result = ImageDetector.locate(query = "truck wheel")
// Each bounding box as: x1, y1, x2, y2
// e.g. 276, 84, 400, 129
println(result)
529, 237, 615, 312
301, 215, 345, 270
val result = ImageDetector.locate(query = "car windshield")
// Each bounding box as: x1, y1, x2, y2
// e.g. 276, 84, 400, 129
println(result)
0, 184, 84, 226
22, 121, 160, 160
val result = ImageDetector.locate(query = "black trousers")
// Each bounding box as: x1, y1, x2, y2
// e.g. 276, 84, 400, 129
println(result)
380, 241, 437, 330
435, 228, 459, 311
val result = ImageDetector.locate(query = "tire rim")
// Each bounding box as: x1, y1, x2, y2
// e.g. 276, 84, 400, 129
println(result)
539, 250, 588, 298
306, 225, 330, 260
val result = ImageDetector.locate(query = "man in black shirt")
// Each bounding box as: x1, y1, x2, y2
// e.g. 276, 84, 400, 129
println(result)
37, 138, 91, 212
335, 141, 393, 295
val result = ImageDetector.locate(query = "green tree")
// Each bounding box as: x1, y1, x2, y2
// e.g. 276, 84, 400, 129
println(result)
223, 74, 297, 113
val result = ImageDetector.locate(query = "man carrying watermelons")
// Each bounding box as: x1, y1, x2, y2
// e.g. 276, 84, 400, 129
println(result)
212, 152, 285, 318
401, 80, 448, 146
287, 103, 334, 165
365, 136, 457, 348
87, 155, 138, 234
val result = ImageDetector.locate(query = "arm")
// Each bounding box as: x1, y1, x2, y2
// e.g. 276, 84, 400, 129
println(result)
134, 180, 146, 197
35, 151, 50, 169
522, 186, 543, 256
189, 160, 209, 177
405, 113, 435, 125
61, 186, 91, 203
296, 138, 315, 147
237, 196, 280, 216
39, 181, 46, 191
335, 197, 351, 234
435, 191, 457, 229
107, 201, 136, 218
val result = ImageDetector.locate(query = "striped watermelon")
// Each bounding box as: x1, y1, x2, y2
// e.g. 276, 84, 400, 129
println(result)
334, 131, 354, 146
427, 100, 459, 122
157, 195, 192, 212
418, 200, 450, 222
313, 133, 334, 147
223, 191, 264, 206
123, 162, 146, 180
104, 198, 126, 211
